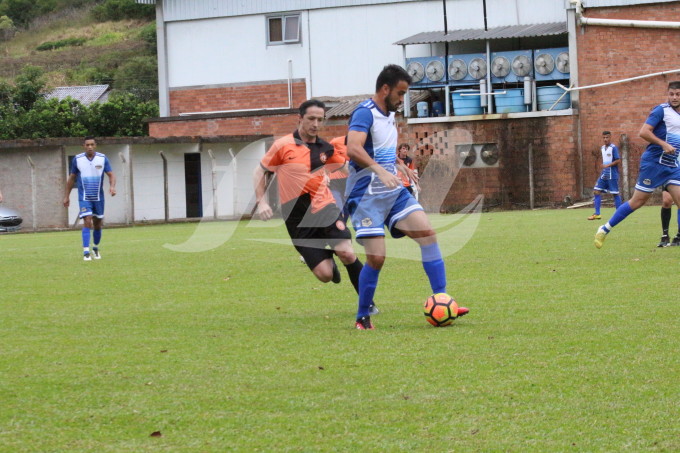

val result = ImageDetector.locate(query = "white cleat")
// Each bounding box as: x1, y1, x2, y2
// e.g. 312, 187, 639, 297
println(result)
92, 248, 101, 260
83, 253, 92, 261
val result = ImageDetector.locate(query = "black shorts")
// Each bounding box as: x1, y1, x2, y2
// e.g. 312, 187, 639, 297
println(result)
285, 206, 352, 270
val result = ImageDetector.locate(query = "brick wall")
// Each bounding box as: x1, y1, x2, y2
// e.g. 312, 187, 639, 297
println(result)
577, 3, 680, 198
169, 81, 307, 116
150, 114, 301, 139
406, 115, 578, 212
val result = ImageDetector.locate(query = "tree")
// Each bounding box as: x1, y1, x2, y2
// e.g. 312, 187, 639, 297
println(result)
0, 14, 16, 41
14, 65, 46, 110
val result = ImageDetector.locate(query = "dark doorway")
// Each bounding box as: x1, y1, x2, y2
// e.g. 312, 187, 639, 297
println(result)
184, 153, 203, 218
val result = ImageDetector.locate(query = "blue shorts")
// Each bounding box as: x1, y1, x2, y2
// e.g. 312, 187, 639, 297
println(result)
635, 160, 680, 193
346, 187, 423, 239
79, 200, 105, 218
594, 177, 619, 194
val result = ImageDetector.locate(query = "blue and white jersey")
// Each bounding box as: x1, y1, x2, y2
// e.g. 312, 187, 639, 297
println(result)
70, 152, 112, 201
599, 144, 620, 180
346, 99, 399, 197
642, 103, 680, 167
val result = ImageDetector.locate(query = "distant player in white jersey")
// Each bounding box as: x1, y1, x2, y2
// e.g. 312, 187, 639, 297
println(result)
63, 137, 116, 260
587, 131, 622, 220
595, 81, 680, 248
345, 64, 468, 329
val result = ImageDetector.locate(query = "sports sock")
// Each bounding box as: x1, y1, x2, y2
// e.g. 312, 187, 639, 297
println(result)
82, 227, 91, 248
344, 258, 363, 295
661, 207, 671, 236
676, 208, 680, 236
614, 195, 622, 209
356, 263, 379, 319
421, 243, 447, 294
93, 229, 102, 247
593, 194, 602, 215
607, 201, 634, 229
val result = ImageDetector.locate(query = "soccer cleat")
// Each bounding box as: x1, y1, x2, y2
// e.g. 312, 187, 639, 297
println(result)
456, 306, 469, 317
594, 227, 608, 249
671, 235, 680, 246
331, 260, 341, 284
83, 252, 92, 261
657, 235, 671, 248
355, 316, 374, 330
587, 214, 601, 220
92, 247, 101, 259
368, 303, 380, 316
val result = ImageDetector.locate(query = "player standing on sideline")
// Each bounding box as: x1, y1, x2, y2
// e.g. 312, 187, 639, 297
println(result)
345, 64, 468, 330
595, 81, 680, 248
656, 190, 680, 247
587, 131, 622, 220
63, 137, 116, 260
253, 99, 378, 315
397, 143, 417, 196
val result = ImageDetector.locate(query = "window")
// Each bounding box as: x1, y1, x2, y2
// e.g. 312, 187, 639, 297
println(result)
267, 13, 300, 45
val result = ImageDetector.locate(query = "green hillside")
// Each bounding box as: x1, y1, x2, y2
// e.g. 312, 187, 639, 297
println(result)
0, 1, 156, 98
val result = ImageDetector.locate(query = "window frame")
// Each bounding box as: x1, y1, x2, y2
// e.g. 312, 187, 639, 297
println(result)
266, 12, 301, 46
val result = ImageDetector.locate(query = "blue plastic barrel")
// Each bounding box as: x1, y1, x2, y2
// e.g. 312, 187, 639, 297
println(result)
452, 90, 483, 116
432, 101, 444, 116
416, 101, 429, 117
537, 86, 571, 111
495, 88, 526, 113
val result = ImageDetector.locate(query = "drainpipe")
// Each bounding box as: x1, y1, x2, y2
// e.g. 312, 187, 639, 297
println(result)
26, 156, 37, 231
571, 0, 680, 29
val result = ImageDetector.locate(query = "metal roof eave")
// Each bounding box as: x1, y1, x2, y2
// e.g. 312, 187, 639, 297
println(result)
394, 22, 568, 46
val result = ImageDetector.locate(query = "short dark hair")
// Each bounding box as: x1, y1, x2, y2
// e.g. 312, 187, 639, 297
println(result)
375, 64, 412, 92
398, 143, 410, 150
668, 81, 680, 90
299, 99, 325, 117
84, 136, 95, 142
602, 131, 611, 136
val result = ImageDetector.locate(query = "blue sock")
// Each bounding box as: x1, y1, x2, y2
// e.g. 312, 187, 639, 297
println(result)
357, 264, 380, 319
421, 243, 447, 294
607, 201, 635, 229
594, 194, 601, 215
93, 229, 102, 247
82, 227, 91, 248
614, 195, 622, 209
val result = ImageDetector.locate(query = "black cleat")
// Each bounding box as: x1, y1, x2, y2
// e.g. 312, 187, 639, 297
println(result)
355, 316, 374, 330
368, 303, 380, 316
658, 235, 670, 247
671, 235, 680, 246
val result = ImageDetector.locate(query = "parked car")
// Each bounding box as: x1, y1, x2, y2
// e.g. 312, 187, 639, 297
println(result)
0, 205, 22, 232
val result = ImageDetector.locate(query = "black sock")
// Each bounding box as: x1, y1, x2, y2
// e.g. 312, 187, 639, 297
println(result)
344, 258, 363, 296
661, 207, 671, 236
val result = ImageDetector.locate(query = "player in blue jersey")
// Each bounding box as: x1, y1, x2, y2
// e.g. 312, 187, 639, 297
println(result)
345, 64, 468, 329
587, 131, 622, 220
595, 81, 680, 248
63, 137, 116, 260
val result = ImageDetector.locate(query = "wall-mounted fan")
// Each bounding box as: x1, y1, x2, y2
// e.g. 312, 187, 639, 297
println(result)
458, 144, 477, 167
425, 60, 445, 82
534, 53, 555, 75
491, 56, 511, 78
555, 51, 569, 74
468, 58, 487, 80
512, 54, 532, 77
480, 144, 499, 166
448, 59, 468, 81
407, 61, 425, 83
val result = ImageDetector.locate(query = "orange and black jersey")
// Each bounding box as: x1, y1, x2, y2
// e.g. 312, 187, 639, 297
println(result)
260, 130, 346, 222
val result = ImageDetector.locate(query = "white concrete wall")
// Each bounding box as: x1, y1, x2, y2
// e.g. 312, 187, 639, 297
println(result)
164, 0, 567, 98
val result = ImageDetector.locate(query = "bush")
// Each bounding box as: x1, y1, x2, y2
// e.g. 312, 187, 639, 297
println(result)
36, 36, 86, 51
0, 14, 15, 41
113, 55, 157, 102
91, 0, 155, 22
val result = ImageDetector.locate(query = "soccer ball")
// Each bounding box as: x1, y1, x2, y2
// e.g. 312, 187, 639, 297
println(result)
423, 293, 459, 327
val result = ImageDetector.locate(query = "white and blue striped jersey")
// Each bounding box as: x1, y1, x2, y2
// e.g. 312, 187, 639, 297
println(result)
346, 99, 399, 197
599, 144, 620, 180
70, 152, 112, 201
643, 103, 680, 167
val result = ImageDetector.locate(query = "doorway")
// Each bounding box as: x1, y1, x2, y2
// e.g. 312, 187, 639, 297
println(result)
184, 153, 202, 218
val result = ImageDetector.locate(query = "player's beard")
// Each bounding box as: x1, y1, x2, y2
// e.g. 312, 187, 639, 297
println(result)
385, 96, 401, 112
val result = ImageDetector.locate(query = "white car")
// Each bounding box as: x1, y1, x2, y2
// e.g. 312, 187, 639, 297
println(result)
0, 206, 22, 232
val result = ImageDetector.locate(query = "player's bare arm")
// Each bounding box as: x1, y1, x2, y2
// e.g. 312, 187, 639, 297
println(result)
107, 171, 117, 196
347, 130, 401, 189
640, 123, 675, 154
63, 173, 76, 207
253, 165, 273, 220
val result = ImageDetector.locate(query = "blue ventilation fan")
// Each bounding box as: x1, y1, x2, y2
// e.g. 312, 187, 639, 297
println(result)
533, 47, 570, 81
406, 56, 447, 86
490, 50, 533, 83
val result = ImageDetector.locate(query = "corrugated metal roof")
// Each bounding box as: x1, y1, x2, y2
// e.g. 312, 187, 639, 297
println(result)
323, 91, 431, 119
395, 22, 568, 46
45, 85, 110, 106
583, 0, 678, 7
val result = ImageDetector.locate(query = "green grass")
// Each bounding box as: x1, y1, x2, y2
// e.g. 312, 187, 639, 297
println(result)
1, 206, 680, 451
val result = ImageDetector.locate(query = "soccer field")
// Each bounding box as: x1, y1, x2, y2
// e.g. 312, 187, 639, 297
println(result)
1, 206, 679, 452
